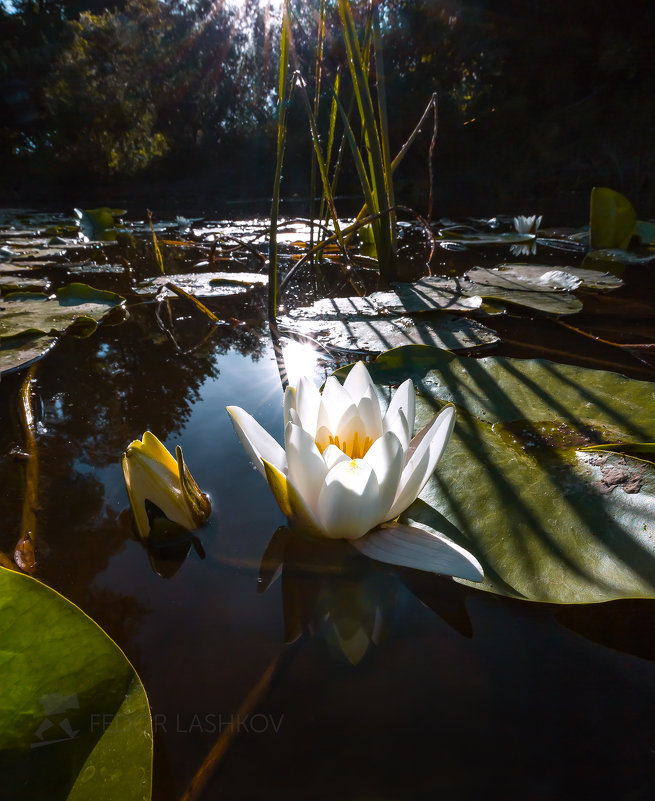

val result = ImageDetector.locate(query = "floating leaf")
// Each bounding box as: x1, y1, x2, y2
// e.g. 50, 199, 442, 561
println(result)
287, 294, 390, 320
583, 249, 655, 267
134, 272, 267, 297
589, 187, 636, 250
74, 207, 126, 241
0, 334, 56, 375
278, 313, 499, 353
0, 275, 50, 294
0, 566, 152, 801
635, 220, 655, 246
0, 283, 124, 340
358, 345, 655, 433
371, 280, 482, 314
1, 260, 58, 272
348, 345, 655, 603
466, 264, 622, 292
437, 230, 534, 246
453, 277, 583, 315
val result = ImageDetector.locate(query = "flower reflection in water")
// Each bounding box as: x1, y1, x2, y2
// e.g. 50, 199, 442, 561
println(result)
260, 526, 475, 666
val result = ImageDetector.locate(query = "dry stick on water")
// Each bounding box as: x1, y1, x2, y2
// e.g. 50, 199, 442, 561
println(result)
14, 364, 39, 571
395, 204, 437, 274
154, 289, 223, 356
165, 282, 225, 325
206, 233, 267, 265
427, 93, 439, 224
555, 319, 655, 369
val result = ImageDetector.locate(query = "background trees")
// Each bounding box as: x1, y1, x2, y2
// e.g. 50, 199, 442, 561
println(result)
1, 0, 653, 215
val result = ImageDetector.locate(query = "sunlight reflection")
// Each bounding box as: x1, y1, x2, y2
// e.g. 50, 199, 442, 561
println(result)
282, 340, 319, 386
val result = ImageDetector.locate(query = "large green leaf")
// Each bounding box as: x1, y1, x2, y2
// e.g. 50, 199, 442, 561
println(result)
360, 345, 654, 437
0, 283, 124, 340
0, 567, 152, 800
337, 345, 655, 603
589, 186, 636, 250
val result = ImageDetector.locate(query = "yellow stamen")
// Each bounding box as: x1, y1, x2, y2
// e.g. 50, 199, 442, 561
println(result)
314, 431, 374, 459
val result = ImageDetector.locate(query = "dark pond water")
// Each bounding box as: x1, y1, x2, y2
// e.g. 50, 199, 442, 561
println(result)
2, 210, 655, 800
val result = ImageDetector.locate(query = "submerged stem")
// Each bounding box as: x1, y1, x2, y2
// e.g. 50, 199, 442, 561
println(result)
15, 364, 39, 572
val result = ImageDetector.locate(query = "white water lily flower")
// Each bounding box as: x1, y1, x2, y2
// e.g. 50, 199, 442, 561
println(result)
122, 431, 211, 542
228, 362, 483, 581
513, 214, 542, 235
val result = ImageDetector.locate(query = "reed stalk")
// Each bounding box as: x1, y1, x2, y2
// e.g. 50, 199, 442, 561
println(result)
268, 0, 292, 322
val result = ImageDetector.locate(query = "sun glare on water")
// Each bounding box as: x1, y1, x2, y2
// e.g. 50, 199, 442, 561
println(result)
282, 341, 319, 387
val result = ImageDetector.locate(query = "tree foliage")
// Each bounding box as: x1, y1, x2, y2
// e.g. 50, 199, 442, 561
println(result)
1, 0, 653, 209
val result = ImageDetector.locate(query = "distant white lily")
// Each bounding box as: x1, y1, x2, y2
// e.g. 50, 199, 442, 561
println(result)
512, 215, 542, 256
228, 362, 483, 580
122, 432, 211, 542
513, 214, 542, 235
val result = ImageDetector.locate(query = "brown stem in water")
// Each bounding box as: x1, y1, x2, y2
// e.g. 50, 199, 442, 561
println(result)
15, 364, 39, 572
180, 649, 290, 801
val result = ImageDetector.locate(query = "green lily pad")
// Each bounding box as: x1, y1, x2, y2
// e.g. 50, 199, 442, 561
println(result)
437, 230, 534, 246
583, 249, 655, 267
360, 345, 654, 435
0, 283, 125, 340
0, 566, 152, 801
134, 272, 267, 298
452, 277, 583, 315
635, 220, 655, 246
0, 275, 51, 294
0, 334, 57, 374
465, 264, 622, 292
338, 345, 655, 603
6, 247, 69, 261
287, 294, 392, 320
279, 314, 499, 353
74, 208, 126, 241
372, 280, 483, 314
589, 187, 636, 250
1, 260, 57, 272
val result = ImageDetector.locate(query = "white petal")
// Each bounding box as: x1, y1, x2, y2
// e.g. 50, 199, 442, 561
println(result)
322, 444, 350, 471
384, 378, 415, 438
388, 405, 456, 519
283, 386, 296, 428
362, 431, 404, 518
352, 521, 483, 581
356, 395, 383, 441
383, 406, 411, 451
342, 360, 376, 403
227, 406, 287, 478
317, 459, 383, 539
319, 376, 354, 431
285, 422, 328, 520
295, 376, 322, 436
